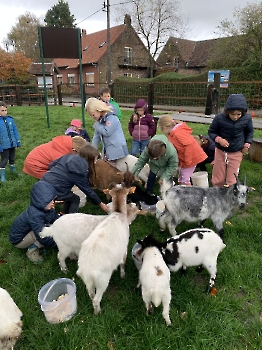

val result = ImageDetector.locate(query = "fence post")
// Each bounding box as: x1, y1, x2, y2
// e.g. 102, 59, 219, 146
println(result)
148, 82, 154, 114
205, 84, 213, 115
109, 82, 114, 98
57, 84, 62, 105
15, 85, 22, 106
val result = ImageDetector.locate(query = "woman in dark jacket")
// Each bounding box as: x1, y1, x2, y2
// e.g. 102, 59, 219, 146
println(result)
41, 143, 109, 214
9, 181, 59, 263
208, 94, 253, 187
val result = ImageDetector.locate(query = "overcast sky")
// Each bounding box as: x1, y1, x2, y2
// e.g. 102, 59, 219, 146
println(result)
0, 0, 254, 48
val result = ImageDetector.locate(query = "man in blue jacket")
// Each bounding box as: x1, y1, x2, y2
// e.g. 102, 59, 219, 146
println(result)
9, 181, 59, 263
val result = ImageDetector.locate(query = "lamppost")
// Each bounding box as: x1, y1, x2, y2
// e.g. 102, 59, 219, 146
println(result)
104, 0, 111, 84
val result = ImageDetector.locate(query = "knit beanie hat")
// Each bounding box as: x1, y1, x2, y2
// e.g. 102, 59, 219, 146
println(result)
71, 119, 82, 128
134, 99, 148, 113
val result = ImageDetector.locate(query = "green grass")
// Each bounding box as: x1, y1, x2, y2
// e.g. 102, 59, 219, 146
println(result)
1, 106, 262, 350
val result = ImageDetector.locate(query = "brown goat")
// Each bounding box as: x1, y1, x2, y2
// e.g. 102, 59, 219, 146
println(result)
93, 159, 135, 201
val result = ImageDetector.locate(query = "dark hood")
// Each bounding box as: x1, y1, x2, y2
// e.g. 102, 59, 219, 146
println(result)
225, 94, 248, 112
30, 181, 57, 210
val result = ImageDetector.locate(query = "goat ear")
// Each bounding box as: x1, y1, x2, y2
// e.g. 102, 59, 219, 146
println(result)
248, 186, 255, 192
103, 188, 110, 194
129, 186, 136, 194
234, 173, 240, 186
137, 239, 144, 248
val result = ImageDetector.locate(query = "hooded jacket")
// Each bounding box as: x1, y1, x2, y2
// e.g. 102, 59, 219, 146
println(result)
92, 110, 128, 161
23, 135, 73, 179
41, 154, 101, 205
0, 115, 21, 150
168, 122, 207, 168
208, 94, 253, 152
9, 181, 58, 247
128, 99, 156, 141
132, 134, 178, 180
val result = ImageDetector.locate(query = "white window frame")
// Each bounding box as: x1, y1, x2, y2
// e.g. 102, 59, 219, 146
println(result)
67, 74, 75, 84
57, 74, 63, 85
85, 72, 94, 87
124, 47, 132, 65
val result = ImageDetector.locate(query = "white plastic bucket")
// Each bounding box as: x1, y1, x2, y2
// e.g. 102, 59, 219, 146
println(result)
191, 171, 209, 187
131, 242, 142, 270
156, 200, 165, 219
73, 188, 86, 208
38, 278, 77, 324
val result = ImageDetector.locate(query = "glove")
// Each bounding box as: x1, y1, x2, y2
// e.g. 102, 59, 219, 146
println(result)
17, 142, 21, 148
0, 146, 3, 152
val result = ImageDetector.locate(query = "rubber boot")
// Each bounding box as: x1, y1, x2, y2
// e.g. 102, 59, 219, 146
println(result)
9, 164, 17, 174
26, 244, 44, 263
0, 168, 6, 182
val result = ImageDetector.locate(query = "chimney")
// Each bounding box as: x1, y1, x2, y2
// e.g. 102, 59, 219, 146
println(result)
82, 29, 87, 36
124, 14, 131, 26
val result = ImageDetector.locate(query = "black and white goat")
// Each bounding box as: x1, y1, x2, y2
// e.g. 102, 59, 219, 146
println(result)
77, 183, 137, 315
159, 176, 253, 239
137, 228, 226, 292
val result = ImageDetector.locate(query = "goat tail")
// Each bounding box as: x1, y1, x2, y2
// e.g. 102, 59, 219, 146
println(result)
160, 179, 172, 198
152, 293, 162, 307
39, 225, 54, 239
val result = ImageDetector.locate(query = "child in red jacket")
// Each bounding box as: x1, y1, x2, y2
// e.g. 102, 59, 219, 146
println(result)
158, 115, 207, 185
128, 99, 156, 156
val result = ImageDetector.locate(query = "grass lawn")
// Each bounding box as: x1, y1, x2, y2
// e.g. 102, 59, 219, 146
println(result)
1, 105, 262, 350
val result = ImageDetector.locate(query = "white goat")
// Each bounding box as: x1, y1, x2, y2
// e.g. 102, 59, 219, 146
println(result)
0, 287, 23, 350
135, 246, 172, 326
40, 203, 139, 273
77, 183, 137, 315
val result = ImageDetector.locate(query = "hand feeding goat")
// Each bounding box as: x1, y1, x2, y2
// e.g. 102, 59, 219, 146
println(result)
136, 228, 226, 293
0, 287, 23, 350
40, 203, 139, 273
77, 182, 137, 315
159, 176, 252, 239
134, 246, 172, 325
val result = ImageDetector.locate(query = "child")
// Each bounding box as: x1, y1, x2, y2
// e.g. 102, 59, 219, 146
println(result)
41, 143, 109, 214
208, 94, 253, 187
85, 97, 128, 165
132, 134, 178, 194
158, 115, 207, 185
0, 101, 21, 182
196, 135, 215, 171
99, 87, 122, 120
65, 119, 90, 142
128, 99, 156, 156
23, 135, 87, 179
9, 181, 59, 263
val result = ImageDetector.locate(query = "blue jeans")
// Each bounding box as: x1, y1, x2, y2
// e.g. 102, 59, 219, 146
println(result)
130, 140, 149, 156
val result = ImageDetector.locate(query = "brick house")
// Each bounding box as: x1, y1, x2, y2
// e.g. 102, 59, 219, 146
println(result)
28, 62, 60, 88
156, 36, 228, 76
53, 15, 152, 95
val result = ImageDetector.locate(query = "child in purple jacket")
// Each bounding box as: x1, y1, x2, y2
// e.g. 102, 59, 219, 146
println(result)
128, 99, 156, 156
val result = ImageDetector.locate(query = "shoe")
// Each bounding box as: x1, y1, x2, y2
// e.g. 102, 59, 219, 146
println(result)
26, 246, 44, 263
0, 168, 6, 182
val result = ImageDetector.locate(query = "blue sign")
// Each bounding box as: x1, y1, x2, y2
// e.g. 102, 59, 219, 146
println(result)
208, 70, 230, 88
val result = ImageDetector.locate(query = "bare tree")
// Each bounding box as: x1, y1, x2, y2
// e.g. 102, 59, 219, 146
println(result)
113, 0, 190, 77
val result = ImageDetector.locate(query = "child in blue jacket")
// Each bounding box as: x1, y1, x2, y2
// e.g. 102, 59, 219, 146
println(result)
0, 101, 21, 182
9, 181, 59, 263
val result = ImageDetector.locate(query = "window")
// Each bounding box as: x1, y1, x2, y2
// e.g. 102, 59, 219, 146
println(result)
124, 47, 132, 65
37, 76, 53, 88
57, 74, 63, 84
124, 73, 132, 77
86, 72, 94, 86
174, 57, 179, 68
67, 74, 75, 84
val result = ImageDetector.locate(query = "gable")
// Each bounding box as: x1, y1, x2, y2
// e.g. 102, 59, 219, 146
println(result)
28, 62, 60, 75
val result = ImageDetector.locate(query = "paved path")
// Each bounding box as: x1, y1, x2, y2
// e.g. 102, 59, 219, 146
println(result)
118, 103, 262, 130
